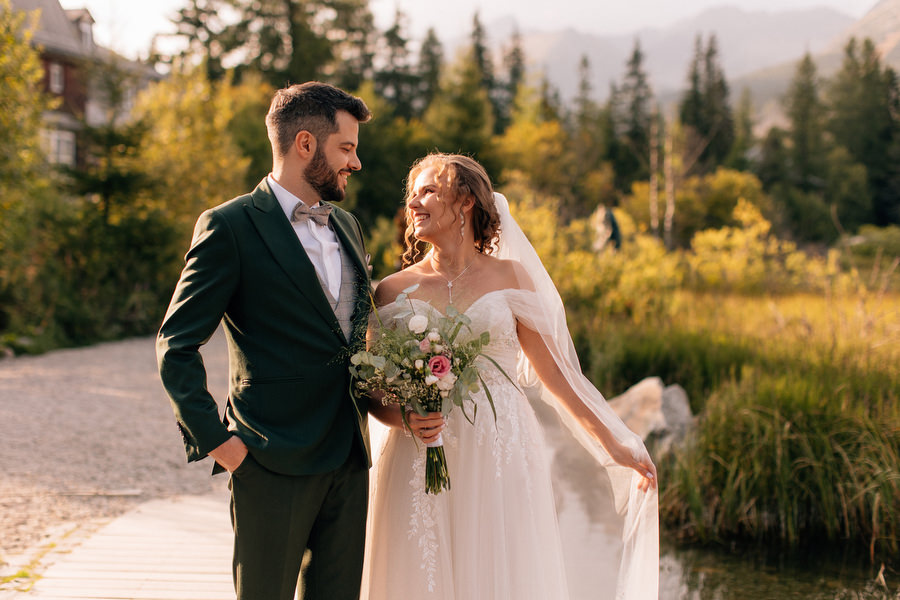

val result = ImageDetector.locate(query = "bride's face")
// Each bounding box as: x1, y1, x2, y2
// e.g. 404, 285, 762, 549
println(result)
407, 167, 457, 242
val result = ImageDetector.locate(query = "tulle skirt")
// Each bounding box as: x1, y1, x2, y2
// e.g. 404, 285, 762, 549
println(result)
362, 382, 570, 600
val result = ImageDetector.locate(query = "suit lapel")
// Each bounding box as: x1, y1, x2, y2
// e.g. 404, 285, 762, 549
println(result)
244, 181, 343, 338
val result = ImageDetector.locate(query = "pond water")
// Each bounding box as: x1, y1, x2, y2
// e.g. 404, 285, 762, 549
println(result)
658, 541, 896, 600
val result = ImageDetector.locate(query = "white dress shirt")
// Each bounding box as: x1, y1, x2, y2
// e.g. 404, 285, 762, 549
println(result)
267, 175, 342, 300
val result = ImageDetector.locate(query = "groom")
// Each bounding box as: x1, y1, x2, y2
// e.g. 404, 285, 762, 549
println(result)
157, 82, 372, 600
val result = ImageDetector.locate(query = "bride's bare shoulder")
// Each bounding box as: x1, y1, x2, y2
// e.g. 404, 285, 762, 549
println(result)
481, 255, 535, 291
373, 266, 426, 307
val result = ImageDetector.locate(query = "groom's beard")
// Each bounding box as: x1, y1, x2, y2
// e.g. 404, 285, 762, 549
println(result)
305, 147, 346, 204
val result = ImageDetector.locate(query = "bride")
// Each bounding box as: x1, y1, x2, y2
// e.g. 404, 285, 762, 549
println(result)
362, 153, 658, 599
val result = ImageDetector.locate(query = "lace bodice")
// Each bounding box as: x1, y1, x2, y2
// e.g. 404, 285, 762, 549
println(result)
376, 289, 522, 385
408, 290, 521, 382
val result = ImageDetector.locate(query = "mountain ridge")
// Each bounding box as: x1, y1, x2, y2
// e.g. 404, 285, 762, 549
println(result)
490, 5, 859, 102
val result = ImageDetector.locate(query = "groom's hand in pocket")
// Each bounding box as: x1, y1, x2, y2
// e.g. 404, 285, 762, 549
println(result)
209, 435, 249, 473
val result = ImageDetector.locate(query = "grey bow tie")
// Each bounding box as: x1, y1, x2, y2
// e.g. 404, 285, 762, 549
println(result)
291, 202, 332, 226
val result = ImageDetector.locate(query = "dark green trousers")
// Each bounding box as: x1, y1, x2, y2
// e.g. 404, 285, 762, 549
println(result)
228, 452, 368, 600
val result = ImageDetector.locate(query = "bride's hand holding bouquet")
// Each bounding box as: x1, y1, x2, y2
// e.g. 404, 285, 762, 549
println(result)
349, 284, 511, 494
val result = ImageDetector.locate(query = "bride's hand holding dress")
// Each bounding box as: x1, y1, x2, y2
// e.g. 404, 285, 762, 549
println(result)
515, 319, 658, 492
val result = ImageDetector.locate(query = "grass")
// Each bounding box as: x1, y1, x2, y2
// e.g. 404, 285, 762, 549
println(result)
580, 290, 900, 564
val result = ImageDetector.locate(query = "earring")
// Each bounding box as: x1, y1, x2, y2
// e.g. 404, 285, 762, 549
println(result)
459, 213, 466, 241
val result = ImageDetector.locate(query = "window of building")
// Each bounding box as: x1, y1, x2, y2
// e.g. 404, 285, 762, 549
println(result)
49, 62, 64, 94
41, 129, 77, 166
79, 21, 93, 50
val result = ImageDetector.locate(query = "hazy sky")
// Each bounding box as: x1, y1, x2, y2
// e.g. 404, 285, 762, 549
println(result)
59, 0, 874, 60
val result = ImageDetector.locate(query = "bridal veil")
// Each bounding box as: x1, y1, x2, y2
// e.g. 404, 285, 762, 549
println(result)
493, 192, 659, 599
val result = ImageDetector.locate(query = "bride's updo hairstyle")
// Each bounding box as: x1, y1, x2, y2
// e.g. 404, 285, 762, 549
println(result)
401, 153, 501, 268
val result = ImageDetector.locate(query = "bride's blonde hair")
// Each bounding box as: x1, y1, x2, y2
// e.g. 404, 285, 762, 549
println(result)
401, 153, 501, 268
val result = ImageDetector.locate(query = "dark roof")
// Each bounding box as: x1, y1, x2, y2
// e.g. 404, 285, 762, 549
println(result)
10, 0, 88, 57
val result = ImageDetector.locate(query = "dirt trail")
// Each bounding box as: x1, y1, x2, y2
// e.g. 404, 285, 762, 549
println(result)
0, 331, 229, 566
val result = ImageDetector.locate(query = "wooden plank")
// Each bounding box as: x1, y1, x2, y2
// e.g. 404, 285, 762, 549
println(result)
19, 494, 235, 600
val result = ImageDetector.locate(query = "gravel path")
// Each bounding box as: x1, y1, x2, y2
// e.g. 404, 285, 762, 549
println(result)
0, 330, 230, 568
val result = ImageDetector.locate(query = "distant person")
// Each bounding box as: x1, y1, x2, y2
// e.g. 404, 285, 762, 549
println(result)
361, 153, 658, 599
591, 204, 622, 251
157, 82, 373, 600
607, 206, 622, 249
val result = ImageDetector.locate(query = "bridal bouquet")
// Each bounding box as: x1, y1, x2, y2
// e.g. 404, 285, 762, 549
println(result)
349, 285, 510, 494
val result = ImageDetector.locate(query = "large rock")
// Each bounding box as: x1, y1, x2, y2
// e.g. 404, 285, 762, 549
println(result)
608, 376, 666, 438
609, 377, 695, 455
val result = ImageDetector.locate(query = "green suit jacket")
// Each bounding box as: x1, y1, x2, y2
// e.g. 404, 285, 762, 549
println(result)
157, 179, 372, 475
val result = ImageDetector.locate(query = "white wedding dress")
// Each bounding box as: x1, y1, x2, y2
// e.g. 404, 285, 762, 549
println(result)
362, 290, 571, 599
361, 193, 658, 600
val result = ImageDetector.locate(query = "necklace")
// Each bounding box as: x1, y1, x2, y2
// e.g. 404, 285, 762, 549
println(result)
434, 260, 473, 304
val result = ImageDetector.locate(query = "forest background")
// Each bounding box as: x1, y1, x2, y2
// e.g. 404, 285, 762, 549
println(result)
1, 0, 898, 571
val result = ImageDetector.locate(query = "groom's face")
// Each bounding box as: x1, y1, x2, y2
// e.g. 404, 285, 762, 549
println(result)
304, 110, 361, 203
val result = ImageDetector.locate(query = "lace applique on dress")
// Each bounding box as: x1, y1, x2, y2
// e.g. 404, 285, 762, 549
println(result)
407, 449, 440, 592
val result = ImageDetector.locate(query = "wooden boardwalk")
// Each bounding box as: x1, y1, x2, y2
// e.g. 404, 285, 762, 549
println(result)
7, 493, 234, 600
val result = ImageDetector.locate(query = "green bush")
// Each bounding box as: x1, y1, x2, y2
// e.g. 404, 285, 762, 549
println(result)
0, 196, 181, 352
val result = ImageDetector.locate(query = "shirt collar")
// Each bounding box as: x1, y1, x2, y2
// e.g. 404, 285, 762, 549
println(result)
267, 174, 324, 222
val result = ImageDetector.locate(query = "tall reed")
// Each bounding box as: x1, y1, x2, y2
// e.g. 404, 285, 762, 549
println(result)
585, 291, 900, 563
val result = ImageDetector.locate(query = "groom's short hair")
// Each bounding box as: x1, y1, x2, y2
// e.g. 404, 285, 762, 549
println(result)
266, 81, 371, 157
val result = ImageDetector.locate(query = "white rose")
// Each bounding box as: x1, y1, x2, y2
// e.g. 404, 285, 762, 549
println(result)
427, 331, 441, 342
408, 314, 428, 334
414, 359, 424, 369
425, 375, 439, 386
436, 372, 457, 391
433, 344, 444, 353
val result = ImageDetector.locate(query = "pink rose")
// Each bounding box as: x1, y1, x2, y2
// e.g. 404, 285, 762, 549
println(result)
419, 338, 431, 353
428, 355, 452, 378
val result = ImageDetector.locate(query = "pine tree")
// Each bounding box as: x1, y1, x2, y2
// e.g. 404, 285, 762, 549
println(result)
702, 35, 734, 167
726, 87, 754, 171
602, 82, 626, 190
469, 12, 502, 132
572, 55, 596, 129
327, 0, 376, 91
538, 76, 563, 123
756, 127, 789, 190
569, 55, 608, 214
374, 8, 417, 119
496, 26, 526, 133
679, 35, 705, 157
785, 53, 826, 192
422, 49, 494, 162
617, 39, 653, 189
416, 28, 443, 117
168, 0, 376, 87
470, 13, 493, 90
828, 37, 900, 225
679, 34, 734, 174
